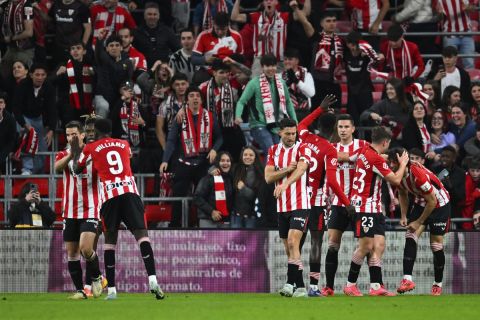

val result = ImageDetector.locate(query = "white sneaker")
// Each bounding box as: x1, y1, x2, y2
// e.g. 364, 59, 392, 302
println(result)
149, 281, 165, 300
279, 283, 294, 297
104, 292, 117, 300
91, 276, 103, 298
293, 287, 308, 298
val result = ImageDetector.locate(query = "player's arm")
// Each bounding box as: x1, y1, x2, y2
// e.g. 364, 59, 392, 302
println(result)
265, 164, 295, 184
298, 95, 336, 132
415, 191, 437, 225
383, 151, 409, 186
54, 152, 73, 174
325, 154, 349, 206
273, 160, 309, 198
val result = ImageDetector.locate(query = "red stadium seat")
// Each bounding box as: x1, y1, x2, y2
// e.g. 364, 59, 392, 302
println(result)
56, 178, 63, 198
467, 69, 480, 82
336, 20, 352, 33
12, 177, 49, 197
0, 202, 4, 223
381, 21, 392, 31
145, 204, 172, 223
144, 177, 156, 197
373, 92, 382, 103
0, 179, 4, 197
373, 83, 384, 92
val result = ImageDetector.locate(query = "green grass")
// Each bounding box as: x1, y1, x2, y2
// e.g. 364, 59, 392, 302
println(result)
1, 293, 478, 320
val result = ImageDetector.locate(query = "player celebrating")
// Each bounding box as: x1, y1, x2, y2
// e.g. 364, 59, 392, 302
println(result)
55, 121, 104, 299
344, 126, 408, 297
265, 118, 311, 298
297, 96, 353, 297
72, 118, 164, 300
322, 114, 368, 296
387, 148, 450, 296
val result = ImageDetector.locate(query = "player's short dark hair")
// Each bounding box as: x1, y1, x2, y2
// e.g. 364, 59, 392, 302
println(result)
442, 145, 457, 156
171, 72, 189, 83
346, 31, 362, 45
94, 118, 112, 136
371, 126, 392, 144
260, 54, 277, 66
214, 12, 230, 28
211, 59, 230, 71
387, 147, 407, 163
144, 2, 159, 10
106, 35, 122, 46
442, 46, 458, 57
65, 121, 84, 133
30, 63, 48, 73
186, 86, 202, 97
409, 147, 425, 159
279, 118, 297, 130
0, 91, 7, 102
336, 114, 355, 125
284, 48, 300, 59
387, 24, 404, 41
318, 113, 337, 137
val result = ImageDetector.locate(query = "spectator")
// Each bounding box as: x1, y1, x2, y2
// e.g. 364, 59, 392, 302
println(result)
343, 31, 379, 124
90, 0, 136, 49
9, 182, 56, 228
133, 1, 180, 68
448, 103, 476, 156
193, 0, 233, 36
440, 85, 461, 118
32, 0, 53, 63
51, 0, 92, 64
282, 47, 315, 122
94, 33, 134, 119
118, 27, 148, 79
12, 63, 56, 175
160, 86, 224, 227
194, 151, 234, 228
1, 60, 29, 111
0, 92, 17, 174
0, 0, 35, 79
426, 110, 456, 162
169, 29, 199, 83
231, 146, 264, 229
460, 156, 480, 230
469, 83, 480, 124
347, 0, 389, 50
464, 124, 480, 157
235, 54, 297, 156
435, 0, 476, 69
433, 46, 471, 102
401, 101, 432, 154
138, 60, 174, 117
423, 79, 442, 116
380, 24, 425, 82
171, 0, 190, 32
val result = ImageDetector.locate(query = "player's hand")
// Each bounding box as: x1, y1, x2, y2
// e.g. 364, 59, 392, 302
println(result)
207, 149, 217, 163
97, 28, 108, 41
176, 108, 185, 124
345, 205, 356, 218
399, 216, 407, 227
286, 161, 297, 173
237, 181, 245, 190
70, 135, 82, 155
159, 162, 168, 173
406, 220, 421, 233
397, 150, 409, 166
274, 184, 287, 198
211, 210, 223, 221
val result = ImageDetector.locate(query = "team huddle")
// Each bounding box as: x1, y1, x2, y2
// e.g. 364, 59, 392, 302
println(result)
266, 95, 451, 297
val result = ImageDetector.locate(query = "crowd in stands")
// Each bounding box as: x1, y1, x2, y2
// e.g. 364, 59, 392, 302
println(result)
2, 0, 480, 230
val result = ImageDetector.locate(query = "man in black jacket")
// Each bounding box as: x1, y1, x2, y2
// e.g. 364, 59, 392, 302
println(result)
13, 63, 56, 175
132, 1, 180, 68
0, 92, 16, 174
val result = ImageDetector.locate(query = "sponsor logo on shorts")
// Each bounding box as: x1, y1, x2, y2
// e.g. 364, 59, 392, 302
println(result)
433, 221, 447, 230
351, 199, 362, 207
293, 216, 306, 227
106, 180, 133, 191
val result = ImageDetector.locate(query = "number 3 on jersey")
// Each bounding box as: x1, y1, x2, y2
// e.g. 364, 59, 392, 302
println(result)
106, 151, 124, 174
352, 168, 366, 193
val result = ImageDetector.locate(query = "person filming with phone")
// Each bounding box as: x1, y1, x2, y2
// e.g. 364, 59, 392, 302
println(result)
8, 182, 56, 228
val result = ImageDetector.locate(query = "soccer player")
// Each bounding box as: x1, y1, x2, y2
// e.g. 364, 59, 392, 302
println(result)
343, 126, 408, 297
265, 118, 311, 298
72, 118, 165, 300
297, 96, 353, 297
322, 114, 368, 296
387, 148, 451, 296
54, 121, 104, 299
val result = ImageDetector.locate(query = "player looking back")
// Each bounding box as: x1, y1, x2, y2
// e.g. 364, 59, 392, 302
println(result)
387, 148, 450, 296
72, 118, 164, 300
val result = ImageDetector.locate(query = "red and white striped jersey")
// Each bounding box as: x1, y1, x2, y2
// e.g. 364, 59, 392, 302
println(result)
332, 139, 368, 206
56, 149, 100, 219
350, 145, 393, 213
90, 4, 137, 47
351, 0, 382, 30
249, 11, 289, 60
437, 0, 471, 32
78, 138, 139, 203
419, 123, 432, 153
401, 162, 450, 208
193, 28, 243, 60
267, 141, 312, 212
126, 45, 147, 72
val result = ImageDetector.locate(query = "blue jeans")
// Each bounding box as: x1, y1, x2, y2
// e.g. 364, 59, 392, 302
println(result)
443, 36, 475, 69
17, 116, 47, 173
230, 214, 257, 229
250, 127, 279, 157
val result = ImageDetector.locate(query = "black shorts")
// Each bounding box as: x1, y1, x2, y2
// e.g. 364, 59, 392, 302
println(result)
328, 205, 353, 232
278, 209, 309, 239
308, 206, 327, 231
100, 193, 146, 232
63, 218, 99, 242
354, 212, 385, 238
408, 203, 451, 235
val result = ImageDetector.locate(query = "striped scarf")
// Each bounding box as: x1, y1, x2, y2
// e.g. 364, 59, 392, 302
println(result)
120, 99, 140, 147
258, 11, 280, 55
259, 73, 287, 124
214, 175, 229, 218
181, 106, 213, 157
283, 67, 309, 110
388, 40, 413, 78
2, 0, 33, 49
206, 79, 234, 127
66, 59, 93, 111
314, 32, 343, 73
202, 0, 228, 31
14, 127, 38, 161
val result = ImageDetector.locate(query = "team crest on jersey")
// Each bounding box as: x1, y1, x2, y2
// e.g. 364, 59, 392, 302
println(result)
331, 158, 337, 166
363, 226, 370, 233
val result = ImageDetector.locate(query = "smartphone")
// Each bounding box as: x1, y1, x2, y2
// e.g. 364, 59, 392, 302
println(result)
30, 183, 39, 193
437, 169, 449, 180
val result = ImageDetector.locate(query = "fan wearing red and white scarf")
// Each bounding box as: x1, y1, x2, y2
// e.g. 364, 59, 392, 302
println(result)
14, 127, 39, 161
66, 59, 93, 112
203, 78, 235, 127
214, 175, 229, 218
119, 99, 141, 147
202, 0, 229, 31
181, 106, 213, 158
259, 72, 287, 124
313, 32, 343, 74
282, 67, 309, 110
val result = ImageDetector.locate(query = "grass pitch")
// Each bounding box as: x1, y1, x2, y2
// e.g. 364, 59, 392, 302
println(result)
1, 293, 478, 320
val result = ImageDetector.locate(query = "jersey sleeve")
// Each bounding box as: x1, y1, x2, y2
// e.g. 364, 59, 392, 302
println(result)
55, 150, 68, 162
77, 144, 92, 169
325, 146, 350, 206
412, 165, 434, 195
193, 32, 206, 54
298, 144, 311, 164
372, 153, 393, 178
266, 145, 275, 167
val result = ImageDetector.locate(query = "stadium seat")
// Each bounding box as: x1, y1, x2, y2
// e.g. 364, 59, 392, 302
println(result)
467, 69, 480, 81
336, 20, 352, 33
373, 83, 385, 92
0, 202, 4, 223
12, 177, 49, 197
145, 204, 172, 223
144, 177, 157, 197
56, 178, 63, 198
0, 179, 4, 197
381, 21, 392, 31
373, 92, 382, 103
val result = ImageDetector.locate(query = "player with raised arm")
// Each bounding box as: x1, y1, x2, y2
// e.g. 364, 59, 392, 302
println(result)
297, 96, 354, 297
55, 120, 104, 299
265, 118, 312, 298
344, 126, 408, 297
387, 148, 451, 296
322, 114, 368, 296
71, 118, 164, 300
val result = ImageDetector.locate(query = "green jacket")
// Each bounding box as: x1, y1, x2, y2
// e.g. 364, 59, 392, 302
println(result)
235, 74, 297, 133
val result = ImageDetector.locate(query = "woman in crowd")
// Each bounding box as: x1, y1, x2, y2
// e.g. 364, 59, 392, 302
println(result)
426, 110, 456, 162
469, 83, 480, 125
194, 152, 234, 228
137, 60, 174, 117
0, 60, 29, 112
231, 147, 264, 229
401, 101, 432, 154
440, 85, 461, 120
423, 79, 441, 116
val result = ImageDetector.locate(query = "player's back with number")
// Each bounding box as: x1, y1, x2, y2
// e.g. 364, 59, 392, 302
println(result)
78, 137, 138, 201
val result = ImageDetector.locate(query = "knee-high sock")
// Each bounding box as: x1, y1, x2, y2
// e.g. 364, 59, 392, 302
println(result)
104, 249, 116, 288
294, 259, 305, 288
85, 251, 101, 280
432, 243, 445, 283
325, 242, 340, 289
368, 256, 382, 285
68, 257, 83, 291
347, 251, 364, 284
139, 241, 156, 276
403, 234, 418, 276
287, 259, 298, 286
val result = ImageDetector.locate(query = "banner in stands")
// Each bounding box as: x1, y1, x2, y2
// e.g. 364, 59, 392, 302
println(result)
0, 230, 479, 294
